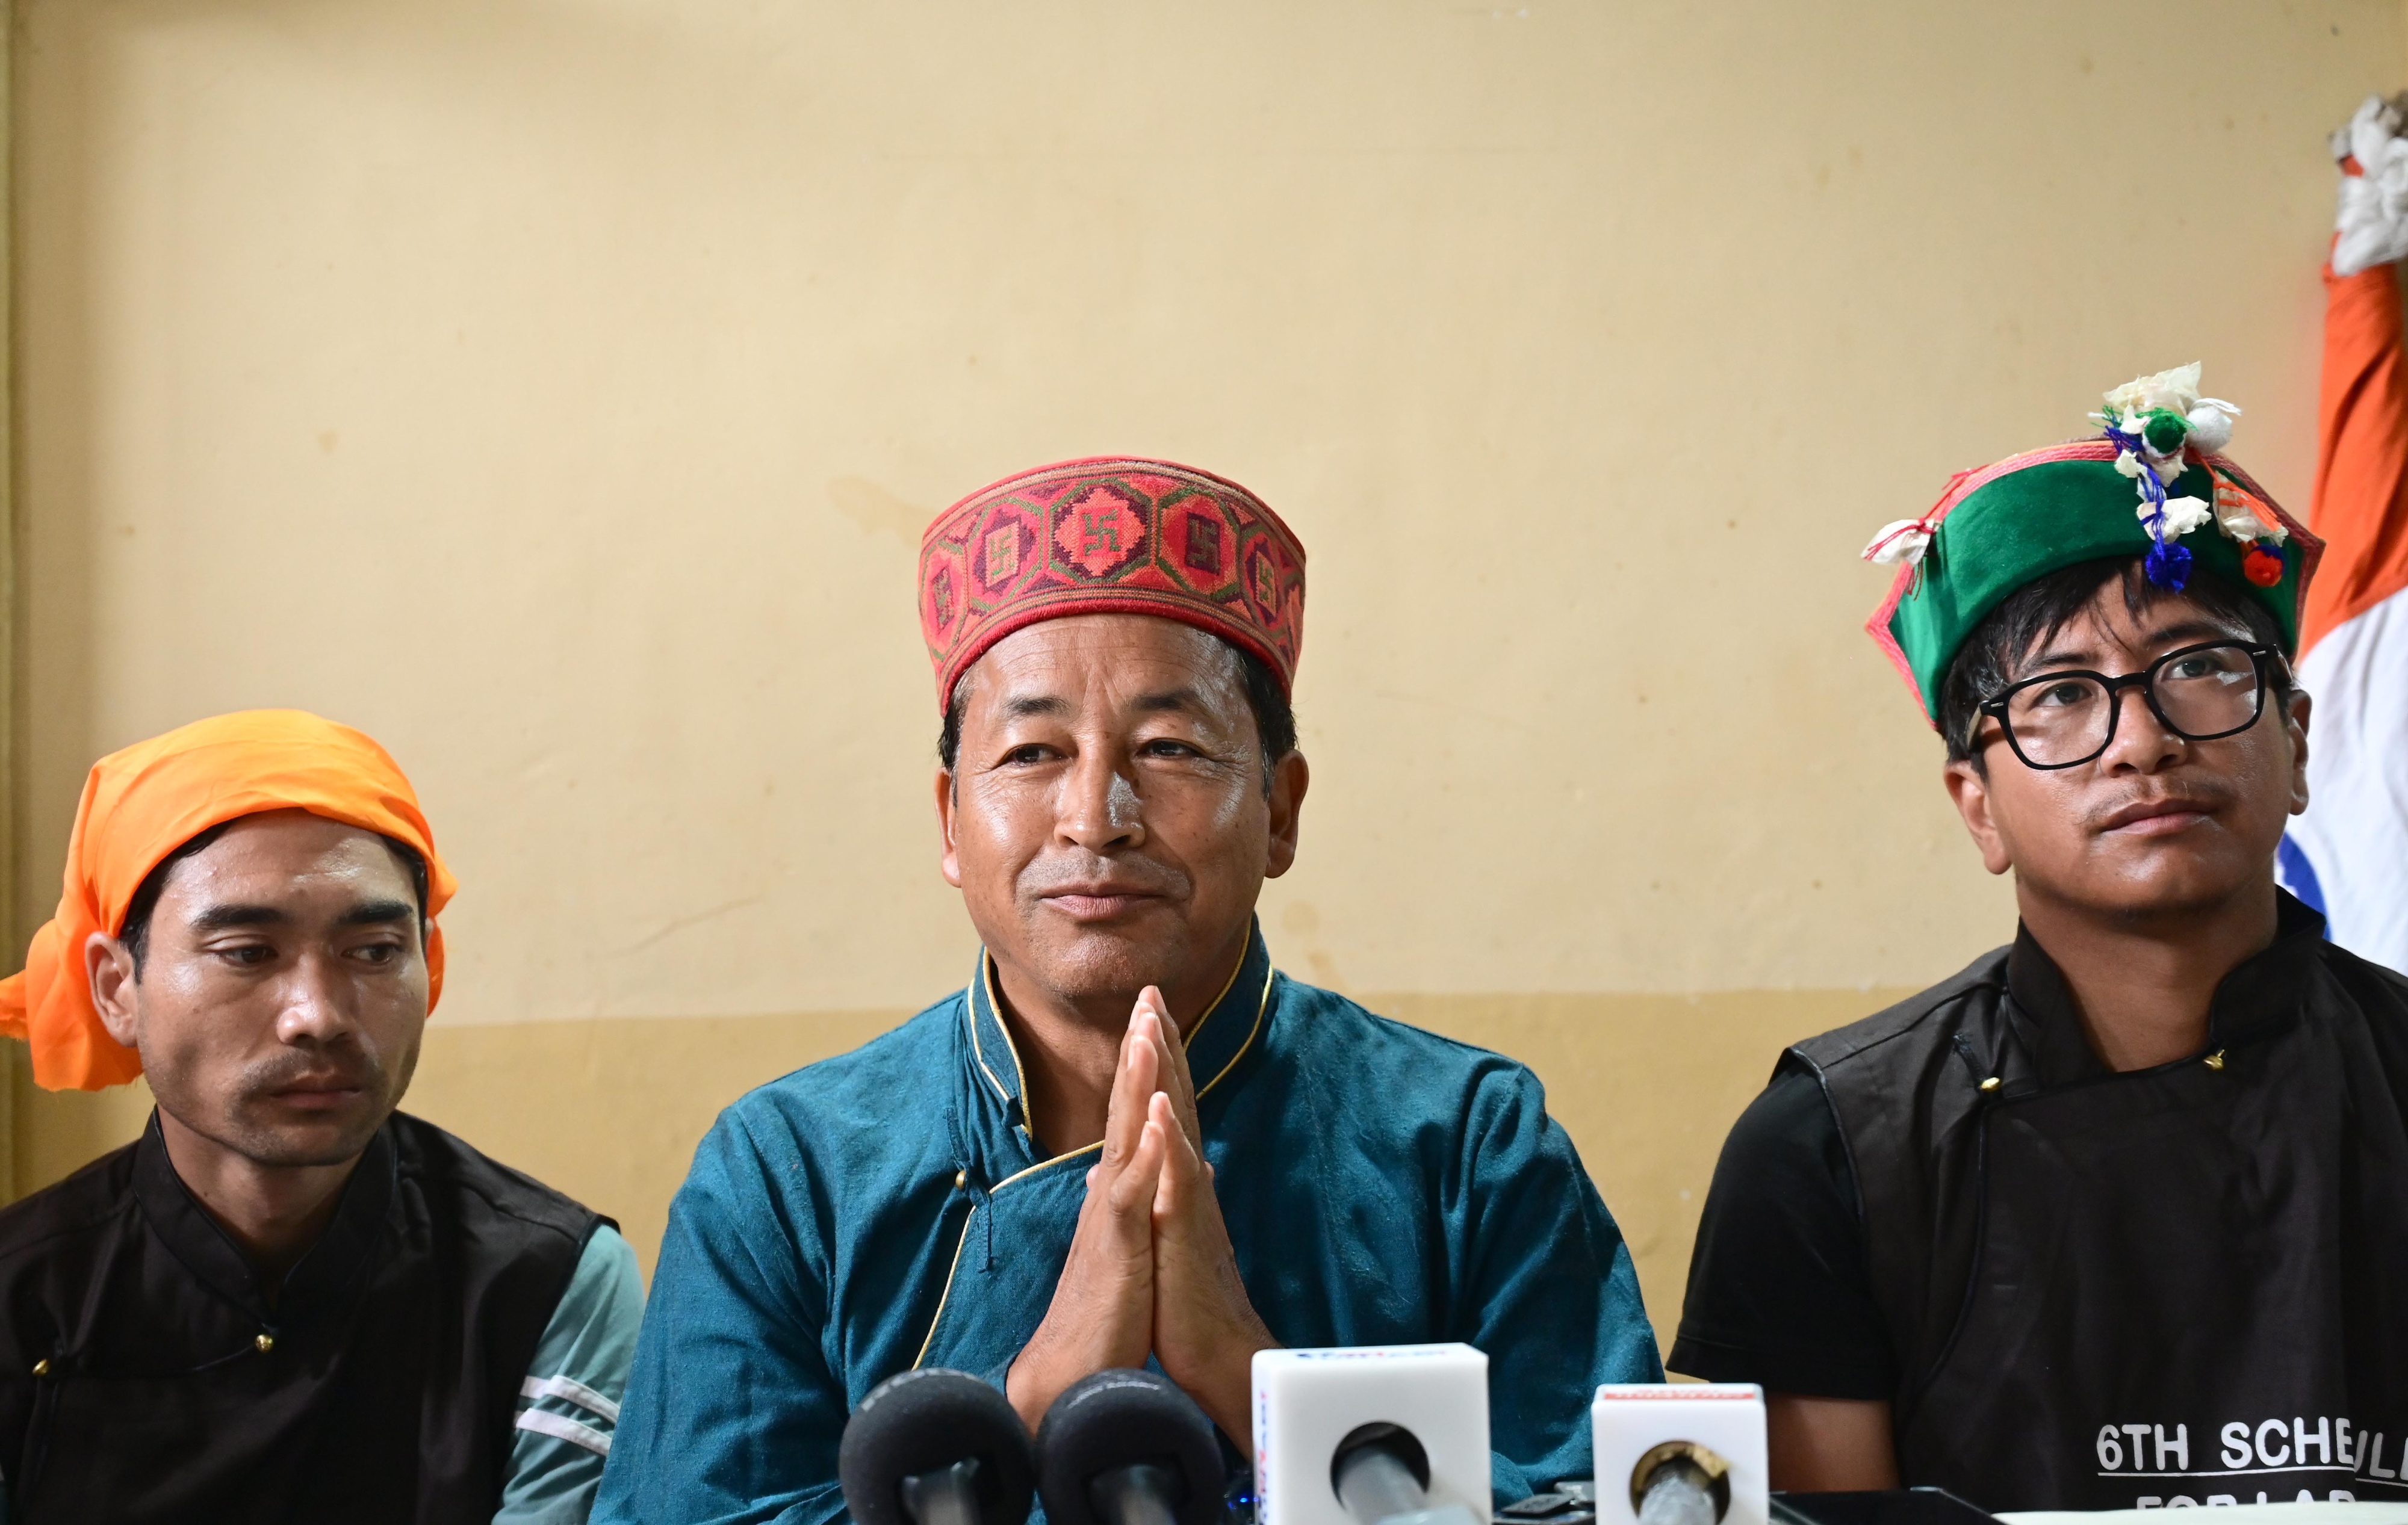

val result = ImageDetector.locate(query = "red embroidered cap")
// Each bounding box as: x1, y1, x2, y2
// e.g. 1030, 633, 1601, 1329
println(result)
918, 457, 1306, 710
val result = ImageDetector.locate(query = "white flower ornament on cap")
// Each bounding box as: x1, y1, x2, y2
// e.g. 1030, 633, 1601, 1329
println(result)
1858, 365, 2286, 596
2087, 363, 2270, 590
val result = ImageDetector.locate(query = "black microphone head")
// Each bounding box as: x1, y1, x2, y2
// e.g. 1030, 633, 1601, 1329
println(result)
1035, 1368, 1224, 1525
841, 1368, 1036, 1525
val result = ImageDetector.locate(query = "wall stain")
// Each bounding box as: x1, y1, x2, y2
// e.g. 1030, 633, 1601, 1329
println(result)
829, 477, 929, 543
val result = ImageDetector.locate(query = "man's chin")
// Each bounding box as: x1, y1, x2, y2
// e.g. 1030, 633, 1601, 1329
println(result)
227, 1099, 391, 1169
2053, 852, 2262, 921
1017, 917, 1193, 1001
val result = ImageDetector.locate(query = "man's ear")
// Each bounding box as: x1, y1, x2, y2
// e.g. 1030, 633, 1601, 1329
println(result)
84, 932, 143, 1049
2284, 688, 2312, 817
936, 766, 964, 888
1942, 755, 2015, 876
1264, 752, 1310, 879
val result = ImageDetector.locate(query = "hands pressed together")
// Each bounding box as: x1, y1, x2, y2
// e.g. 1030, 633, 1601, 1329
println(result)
1004, 988, 1277, 1441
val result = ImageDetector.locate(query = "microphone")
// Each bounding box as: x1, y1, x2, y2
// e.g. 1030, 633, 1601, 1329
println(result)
1252, 1344, 1492, 1525
840, 1369, 1037, 1525
1628, 1446, 1726, 1525
1332, 1422, 1478, 1525
1036, 1369, 1225, 1525
1590, 1385, 1766, 1525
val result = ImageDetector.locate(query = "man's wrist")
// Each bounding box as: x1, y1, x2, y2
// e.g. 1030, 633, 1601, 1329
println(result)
1180, 1331, 1277, 1441
1005, 1331, 1076, 1434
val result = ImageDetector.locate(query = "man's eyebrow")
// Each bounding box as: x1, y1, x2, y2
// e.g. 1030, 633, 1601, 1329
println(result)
1001, 694, 1072, 720
1133, 688, 1202, 713
188, 902, 416, 932
2142, 618, 2248, 649
338, 900, 417, 927
189, 905, 287, 932
2020, 619, 2248, 675
2019, 643, 2097, 673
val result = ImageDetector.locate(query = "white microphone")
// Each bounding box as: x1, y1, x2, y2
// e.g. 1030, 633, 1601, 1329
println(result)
1253, 1344, 1492, 1525
1590, 1386, 1767, 1525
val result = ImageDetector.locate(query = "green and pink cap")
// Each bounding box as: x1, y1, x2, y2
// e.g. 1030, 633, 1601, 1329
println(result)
1862, 364, 2324, 722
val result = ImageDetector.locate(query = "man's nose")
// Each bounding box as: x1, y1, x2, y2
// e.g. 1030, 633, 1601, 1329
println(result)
275, 953, 364, 1046
2099, 681, 2183, 772
1058, 752, 1145, 851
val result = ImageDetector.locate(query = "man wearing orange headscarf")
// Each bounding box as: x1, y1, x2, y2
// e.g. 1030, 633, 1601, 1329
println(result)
0, 711, 641, 1525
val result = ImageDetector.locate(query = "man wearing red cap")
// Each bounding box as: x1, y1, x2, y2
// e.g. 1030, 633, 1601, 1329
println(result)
0, 710, 641, 1524
596, 459, 1659, 1523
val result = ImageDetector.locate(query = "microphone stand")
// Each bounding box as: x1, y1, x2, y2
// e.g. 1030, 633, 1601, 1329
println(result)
901, 1458, 991, 1525
1331, 1423, 1477, 1525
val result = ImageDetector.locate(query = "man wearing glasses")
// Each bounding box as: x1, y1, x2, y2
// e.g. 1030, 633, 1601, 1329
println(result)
1671, 366, 2408, 1512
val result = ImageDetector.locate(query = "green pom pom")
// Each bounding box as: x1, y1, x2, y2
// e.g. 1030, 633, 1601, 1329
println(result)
2143, 410, 2189, 454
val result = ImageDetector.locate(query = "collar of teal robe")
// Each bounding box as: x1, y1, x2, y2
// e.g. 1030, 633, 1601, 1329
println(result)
594, 923, 1662, 1525
955, 927, 1273, 1185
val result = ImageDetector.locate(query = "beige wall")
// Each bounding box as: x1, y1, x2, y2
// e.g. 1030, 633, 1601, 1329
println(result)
10, 0, 2403, 1350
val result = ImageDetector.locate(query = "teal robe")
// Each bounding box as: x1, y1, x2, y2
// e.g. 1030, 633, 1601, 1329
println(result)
594, 929, 1660, 1525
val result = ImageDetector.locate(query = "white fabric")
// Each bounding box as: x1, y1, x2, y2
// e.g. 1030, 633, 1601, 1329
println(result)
514, 1408, 613, 1459
2335, 95, 2408, 279
2291, 585, 2408, 971
520, 1373, 622, 1424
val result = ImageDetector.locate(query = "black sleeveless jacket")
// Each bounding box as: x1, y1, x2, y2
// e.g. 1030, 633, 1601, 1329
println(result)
1790, 894, 2408, 1511
0, 1110, 601, 1523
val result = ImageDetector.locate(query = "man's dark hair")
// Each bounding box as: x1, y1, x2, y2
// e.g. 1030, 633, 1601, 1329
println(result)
937, 637, 1298, 793
1938, 555, 2295, 767
120, 823, 432, 977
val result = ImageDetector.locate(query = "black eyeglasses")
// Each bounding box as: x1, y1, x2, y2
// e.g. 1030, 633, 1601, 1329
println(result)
1976, 642, 2280, 770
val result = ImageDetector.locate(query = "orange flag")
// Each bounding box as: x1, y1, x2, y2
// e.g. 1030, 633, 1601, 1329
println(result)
2283, 97, 2408, 969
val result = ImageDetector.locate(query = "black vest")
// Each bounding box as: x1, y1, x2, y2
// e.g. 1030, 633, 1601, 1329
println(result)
0, 1110, 601, 1523
1791, 896, 2408, 1512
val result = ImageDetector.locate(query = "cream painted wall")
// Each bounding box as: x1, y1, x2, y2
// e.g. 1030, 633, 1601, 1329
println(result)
10, 0, 2403, 1344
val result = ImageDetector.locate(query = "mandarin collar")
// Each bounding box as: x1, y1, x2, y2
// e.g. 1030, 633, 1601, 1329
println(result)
965, 920, 1276, 1144
132, 1110, 397, 1329
2004, 889, 2327, 1086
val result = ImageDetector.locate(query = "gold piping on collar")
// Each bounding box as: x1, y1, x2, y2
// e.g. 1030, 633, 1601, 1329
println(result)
970, 951, 1268, 1199
992, 1138, 1104, 1195
981, 953, 1039, 1137
967, 959, 1014, 1111
1178, 935, 1256, 1060
973, 933, 1257, 1143
1196, 958, 1276, 1100
911, 1139, 1100, 1369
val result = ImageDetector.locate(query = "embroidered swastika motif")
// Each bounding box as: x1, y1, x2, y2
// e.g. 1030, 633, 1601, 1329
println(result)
926, 566, 957, 637
918, 457, 1306, 709
982, 525, 1020, 588
1055, 487, 1147, 577
1184, 513, 1224, 575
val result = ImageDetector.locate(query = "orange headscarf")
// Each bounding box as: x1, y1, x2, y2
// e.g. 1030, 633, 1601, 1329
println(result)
0, 711, 457, 1092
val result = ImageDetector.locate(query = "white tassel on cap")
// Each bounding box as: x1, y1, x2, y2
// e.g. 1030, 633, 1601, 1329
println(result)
1861, 519, 1934, 566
